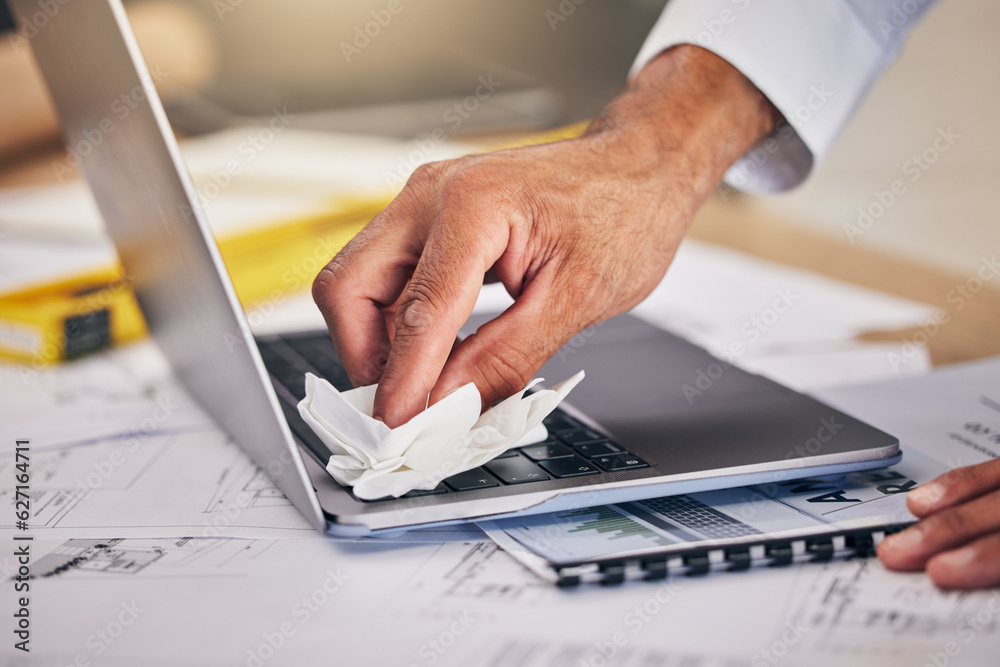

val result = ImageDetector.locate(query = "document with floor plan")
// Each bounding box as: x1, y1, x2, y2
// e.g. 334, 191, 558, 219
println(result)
482, 357, 1000, 583
480, 446, 942, 581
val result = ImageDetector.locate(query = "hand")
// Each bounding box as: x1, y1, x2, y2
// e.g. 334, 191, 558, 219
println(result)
878, 457, 1000, 588
313, 45, 778, 427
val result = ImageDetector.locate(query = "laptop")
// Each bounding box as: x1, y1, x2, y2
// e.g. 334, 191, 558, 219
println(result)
17, 0, 902, 536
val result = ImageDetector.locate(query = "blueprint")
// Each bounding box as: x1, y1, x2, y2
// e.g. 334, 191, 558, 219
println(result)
8, 527, 996, 667
1, 343, 316, 539
1, 235, 996, 665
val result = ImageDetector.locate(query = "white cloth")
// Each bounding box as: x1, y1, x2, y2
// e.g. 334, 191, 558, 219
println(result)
631, 0, 940, 193
297, 371, 585, 500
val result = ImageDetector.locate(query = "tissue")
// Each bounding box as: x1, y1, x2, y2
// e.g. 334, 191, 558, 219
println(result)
297, 371, 585, 500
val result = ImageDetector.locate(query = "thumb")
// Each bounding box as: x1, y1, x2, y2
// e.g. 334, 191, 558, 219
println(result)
430, 287, 586, 410
372, 214, 509, 427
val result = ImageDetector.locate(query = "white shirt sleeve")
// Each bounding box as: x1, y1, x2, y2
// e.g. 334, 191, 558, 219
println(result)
631, 0, 940, 193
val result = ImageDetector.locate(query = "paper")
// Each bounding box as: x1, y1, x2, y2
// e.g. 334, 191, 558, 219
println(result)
633, 241, 937, 349
12, 530, 999, 667
7, 356, 1000, 666
0, 128, 471, 239
481, 357, 1000, 577
0, 342, 317, 539
733, 340, 932, 391
474, 240, 938, 393
815, 356, 1000, 468
297, 371, 584, 499
480, 446, 944, 574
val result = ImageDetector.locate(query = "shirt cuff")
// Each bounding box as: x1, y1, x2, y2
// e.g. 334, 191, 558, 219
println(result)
630, 0, 895, 194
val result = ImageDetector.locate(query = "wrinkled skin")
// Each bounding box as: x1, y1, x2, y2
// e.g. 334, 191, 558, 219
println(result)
313, 45, 1000, 590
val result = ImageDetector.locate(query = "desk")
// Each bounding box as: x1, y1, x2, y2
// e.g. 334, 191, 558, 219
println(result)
4, 145, 998, 367
2, 143, 999, 667
689, 196, 1000, 368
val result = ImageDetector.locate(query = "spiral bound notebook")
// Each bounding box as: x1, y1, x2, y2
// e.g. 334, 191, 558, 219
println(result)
479, 447, 943, 586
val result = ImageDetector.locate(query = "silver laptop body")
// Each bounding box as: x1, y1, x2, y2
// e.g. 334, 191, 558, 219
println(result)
17, 0, 901, 536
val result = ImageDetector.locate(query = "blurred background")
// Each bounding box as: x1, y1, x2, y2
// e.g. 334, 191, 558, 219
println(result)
167, 0, 667, 130
1, 0, 996, 275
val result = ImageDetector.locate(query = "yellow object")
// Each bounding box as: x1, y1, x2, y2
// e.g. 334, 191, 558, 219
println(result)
0, 266, 146, 366
0, 121, 588, 366
0, 196, 390, 366
217, 196, 389, 307
495, 120, 589, 150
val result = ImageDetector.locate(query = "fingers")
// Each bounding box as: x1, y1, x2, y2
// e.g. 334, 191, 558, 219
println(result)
880, 460, 1000, 589
312, 214, 419, 387
925, 532, 1000, 589
313, 259, 392, 386
430, 270, 588, 410
907, 458, 1000, 517
372, 207, 511, 427
878, 485, 1000, 572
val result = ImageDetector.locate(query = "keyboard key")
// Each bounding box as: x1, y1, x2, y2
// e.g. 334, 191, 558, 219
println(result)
283, 336, 324, 362
485, 456, 550, 485
401, 483, 448, 498
493, 449, 520, 459
556, 428, 606, 447
280, 377, 308, 401
310, 358, 351, 384
591, 453, 650, 472
539, 456, 600, 478
282, 336, 353, 390
543, 413, 581, 432
444, 468, 499, 491
574, 441, 624, 458
257, 343, 288, 370
520, 442, 575, 461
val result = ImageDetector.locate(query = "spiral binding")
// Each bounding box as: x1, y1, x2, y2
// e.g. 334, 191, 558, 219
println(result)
554, 522, 914, 586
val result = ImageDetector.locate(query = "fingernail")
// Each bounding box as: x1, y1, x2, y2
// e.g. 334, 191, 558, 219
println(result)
882, 526, 923, 554
909, 482, 945, 509
935, 545, 976, 570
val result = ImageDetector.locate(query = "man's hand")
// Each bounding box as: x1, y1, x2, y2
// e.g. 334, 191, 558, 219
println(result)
879, 458, 1000, 589
313, 45, 777, 428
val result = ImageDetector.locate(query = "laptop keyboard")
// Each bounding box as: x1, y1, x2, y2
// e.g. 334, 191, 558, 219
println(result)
256, 332, 650, 501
